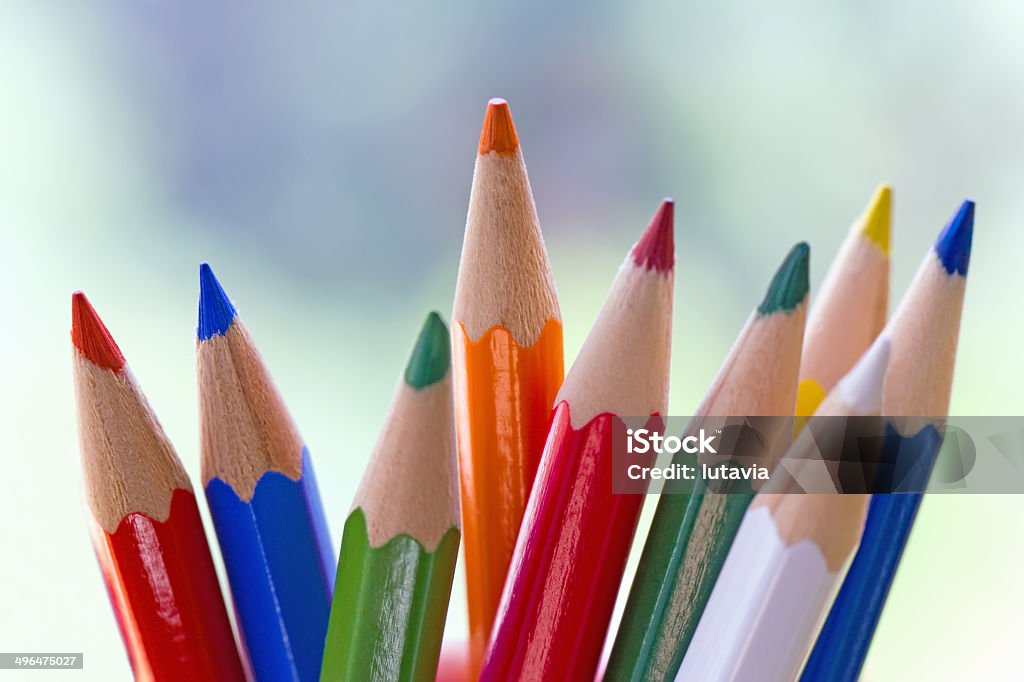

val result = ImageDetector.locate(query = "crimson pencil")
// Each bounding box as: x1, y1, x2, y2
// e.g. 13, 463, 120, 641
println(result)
71, 292, 245, 681
480, 200, 675, 682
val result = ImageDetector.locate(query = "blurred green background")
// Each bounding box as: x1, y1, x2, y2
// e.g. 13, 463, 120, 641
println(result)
1, 2, 1022, 680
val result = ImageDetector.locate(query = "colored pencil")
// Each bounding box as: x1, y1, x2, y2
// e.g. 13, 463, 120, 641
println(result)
605, 243, 809, 682
802, 200, 974, 682
452, 97, 564, 676
796, 185, 891, 423
71, 292, 246, 681
320, 313, 461, 681
481, 199, 675, 682
196, 264, 335, 682
675, 337, 889, 682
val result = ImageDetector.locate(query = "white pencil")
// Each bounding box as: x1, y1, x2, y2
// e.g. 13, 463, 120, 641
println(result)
674, 337, 890, 682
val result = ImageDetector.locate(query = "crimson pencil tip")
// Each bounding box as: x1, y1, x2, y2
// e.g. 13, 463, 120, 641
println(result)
479, 99, 520, 156
631, 199, 675, 273
71, 292, 125, 372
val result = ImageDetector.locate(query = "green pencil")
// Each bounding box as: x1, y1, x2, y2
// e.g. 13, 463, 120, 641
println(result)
605, 244, 810, 682
321, 313, 461, 682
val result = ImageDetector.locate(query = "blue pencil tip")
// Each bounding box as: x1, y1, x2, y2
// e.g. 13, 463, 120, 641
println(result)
198, 263, 238, 340
934, 200, 974, 276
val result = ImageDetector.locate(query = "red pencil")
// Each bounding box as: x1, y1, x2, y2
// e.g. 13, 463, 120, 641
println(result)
481, 200, 675, 681
71, 293, 245, 681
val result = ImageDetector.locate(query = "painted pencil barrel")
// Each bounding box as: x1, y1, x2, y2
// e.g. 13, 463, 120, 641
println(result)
605, 485, 753, 682
320, 511, 460, 681
481, 405, 652, 682
205, 450, 335, 682
94, 490, 246, 681
603, 487, 691, 682
675, 505, 844, 682
452, 319, 563, 670
801, 426, 941, 682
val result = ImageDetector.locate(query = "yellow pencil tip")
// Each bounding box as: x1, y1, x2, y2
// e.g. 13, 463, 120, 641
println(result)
795, 378, 828, 420
858, 184, 892, 255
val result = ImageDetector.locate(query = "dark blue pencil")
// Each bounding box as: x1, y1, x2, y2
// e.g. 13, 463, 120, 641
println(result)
802, 200, 974, 681
197, 264, 335, 682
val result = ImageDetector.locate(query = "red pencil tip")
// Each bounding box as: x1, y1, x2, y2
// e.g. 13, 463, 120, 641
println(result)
71, 292, 126, 372
631, 199, 675, 273
478, 98, 520, 156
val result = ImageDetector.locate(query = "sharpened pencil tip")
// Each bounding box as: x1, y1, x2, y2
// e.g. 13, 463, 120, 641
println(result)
71, 292, 126, 372
198, 263, 238, 340
405, 312, 451, 389
631, 199, 675, 273
758, 242, 810, 315
859, 184, 892, 255
934, 200, 974, 276
478, 99, 520, 156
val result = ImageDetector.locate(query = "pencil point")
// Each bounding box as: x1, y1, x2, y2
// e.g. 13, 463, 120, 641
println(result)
934, 200, 974, 276
631, 199, 675, 273
71, 292, 126, 372
198, 263, 238, 340
758, 242, 810, 315
478, 98, 520, 156
405, 312, 451, 389
859, 184, 892, 255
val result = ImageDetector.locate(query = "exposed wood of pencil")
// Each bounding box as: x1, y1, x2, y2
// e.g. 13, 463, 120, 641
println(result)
452, 98, 565, 676
883, 222, 969, 426
322, 313, 460, 682
802, 200, 974, 682
676, 339, 888, 682
481, 201, 674, 682
197, 263, 335, 682
72, 292, 245, 680
75, 350, 191, 532
350, 317, 459, 550
797, 185, 891, 418
554, 225, 673, 426
197, 322, 303, 499
605, 243, 809, 682
453, 98, 560, 345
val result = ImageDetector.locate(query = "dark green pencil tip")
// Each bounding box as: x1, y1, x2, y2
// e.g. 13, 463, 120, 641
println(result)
404, 312, 451, 389
757, 242, 810, 315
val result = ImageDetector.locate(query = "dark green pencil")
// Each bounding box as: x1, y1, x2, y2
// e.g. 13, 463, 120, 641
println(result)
605, 244, 811, 682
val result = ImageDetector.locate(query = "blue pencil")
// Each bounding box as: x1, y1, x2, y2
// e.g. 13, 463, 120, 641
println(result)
197, 264, 335, 682
802, 200, 974, 681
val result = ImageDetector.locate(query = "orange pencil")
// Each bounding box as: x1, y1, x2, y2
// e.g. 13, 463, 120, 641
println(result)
452, 98, 564, 675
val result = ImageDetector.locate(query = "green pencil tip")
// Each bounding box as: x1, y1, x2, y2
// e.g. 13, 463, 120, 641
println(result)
757, 242, 810, 315
404, 312, 451, 388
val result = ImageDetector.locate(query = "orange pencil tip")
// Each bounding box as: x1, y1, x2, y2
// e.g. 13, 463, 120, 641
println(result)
478, 98, 520, 156
71, 291, 126, 372
631, 199, 675, 273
